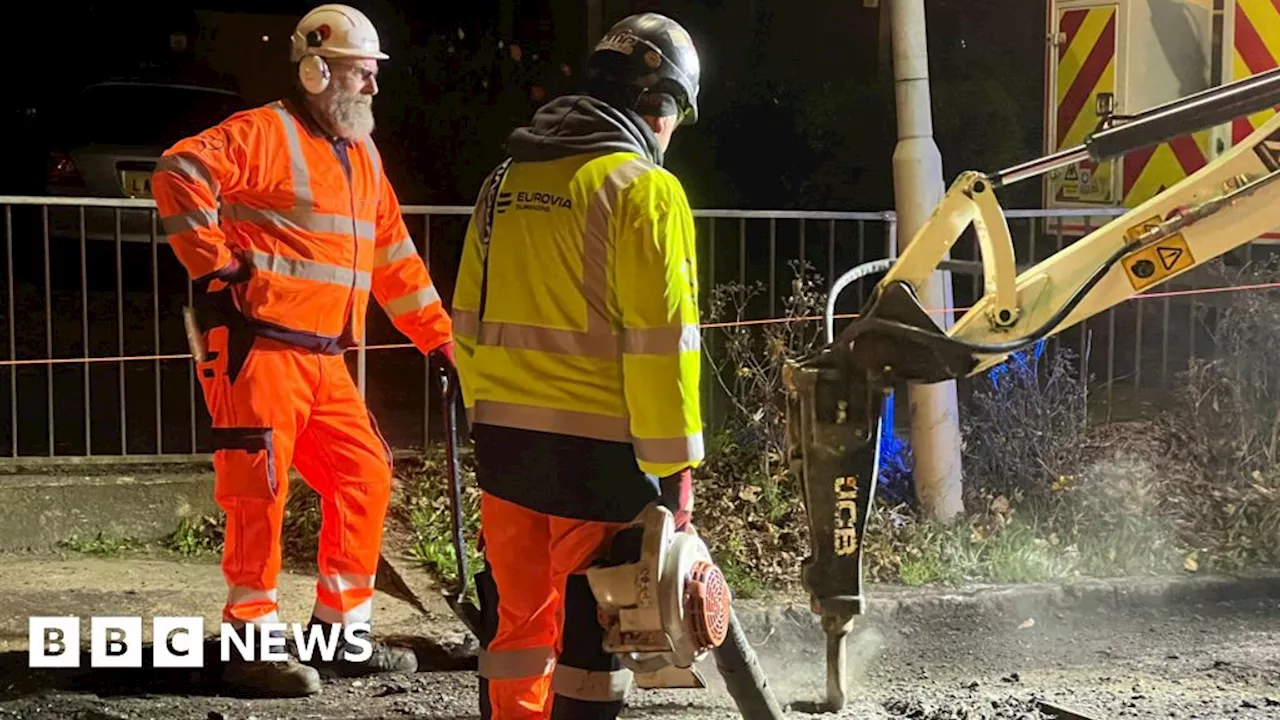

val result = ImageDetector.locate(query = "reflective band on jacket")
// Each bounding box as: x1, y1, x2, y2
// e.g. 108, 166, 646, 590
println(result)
222, 203, 376, 240
468, 401, 704, 462
550, 665, 633, 702
385, 286, 441, 318
453, 154, 705, 474
155, 153, 219, 196
161, 207, 218, 236
452, 309, 700, 359
375, 237, 419, 268
151, 98, 453, 356
478, 646, 557, 680
249, 249, 372, 290
257, 102, 375, 239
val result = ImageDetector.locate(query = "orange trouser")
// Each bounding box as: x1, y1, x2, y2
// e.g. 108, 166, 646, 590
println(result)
196, 323, 393, 629
477, 491, 635, 719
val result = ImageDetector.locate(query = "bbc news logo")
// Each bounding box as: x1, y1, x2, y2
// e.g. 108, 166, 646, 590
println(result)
29, 616, 373, 668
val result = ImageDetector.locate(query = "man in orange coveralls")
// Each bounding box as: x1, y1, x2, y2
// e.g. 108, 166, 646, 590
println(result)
150, 3, 452, 698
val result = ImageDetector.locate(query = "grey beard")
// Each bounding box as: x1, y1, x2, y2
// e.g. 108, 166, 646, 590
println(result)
318, 90, 374, 140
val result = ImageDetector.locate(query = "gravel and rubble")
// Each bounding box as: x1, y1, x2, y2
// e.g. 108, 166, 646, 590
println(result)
2, 592, 1279, 719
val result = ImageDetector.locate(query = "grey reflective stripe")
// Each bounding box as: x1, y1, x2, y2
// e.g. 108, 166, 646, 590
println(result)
374, 237, 418, 268
224, 611, 281, 627
478, 646, 556, 680
154, 152, 219, 196
312, 598, 373, 625
227, 586, 278, 605
269, 102, 314, 208
452, 308, 480, 336
582, 159, 657, 334
476, 402, 705, 465
161, 207, 218, 235
453, 309, 697, 358
622, 324, 701, 354
472, 400, 631, 443
316, 572, 376, 594
362, 137, 381, 200
249, 250, 372, 290
385, 286, 441, 317
635, 432, 705, 465
551, 665, 632, 702
223, 204, 376, 241
478, 321, 618, 359
249, 104, 379, 241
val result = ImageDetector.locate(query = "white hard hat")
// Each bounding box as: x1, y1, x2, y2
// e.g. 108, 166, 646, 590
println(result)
290, 4, 388, 62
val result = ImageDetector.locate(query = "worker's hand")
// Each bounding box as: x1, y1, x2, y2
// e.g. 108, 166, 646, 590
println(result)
658, 468, 694, 532
433, 341, 456, 367
205, 252, 252, 292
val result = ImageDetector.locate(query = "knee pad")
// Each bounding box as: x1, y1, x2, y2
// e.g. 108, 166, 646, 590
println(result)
475, 563, 499, 649
561, 574, 618, 669
550, 575, 631, 713
583, 503, 733, 690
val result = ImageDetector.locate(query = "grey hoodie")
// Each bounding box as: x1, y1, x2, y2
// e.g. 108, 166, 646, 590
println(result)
504, 94, 664, 167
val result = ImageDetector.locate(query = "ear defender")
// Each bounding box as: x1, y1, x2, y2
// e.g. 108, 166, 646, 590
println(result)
298, 27, 330, 94
298, 54, 330, 94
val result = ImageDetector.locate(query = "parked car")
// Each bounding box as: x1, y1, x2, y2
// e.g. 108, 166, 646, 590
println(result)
42, 79, 249, 244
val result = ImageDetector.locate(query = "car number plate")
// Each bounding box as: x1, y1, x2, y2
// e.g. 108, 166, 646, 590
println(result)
121, 170, 153, 198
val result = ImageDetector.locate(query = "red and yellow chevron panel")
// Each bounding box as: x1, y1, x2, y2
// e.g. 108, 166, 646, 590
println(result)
1121, 130, 1212, 207
1052, 5, 1117, 204
1231, 0, 1280, 143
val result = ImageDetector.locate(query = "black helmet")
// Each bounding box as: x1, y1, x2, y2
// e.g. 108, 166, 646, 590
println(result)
586, 13, 701, 125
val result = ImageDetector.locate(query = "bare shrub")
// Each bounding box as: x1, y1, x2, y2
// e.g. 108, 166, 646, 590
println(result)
704, 259, 830, 480
696, 259, 830, 591
959, 339, 1090, 509
1169, 257, 1280, 568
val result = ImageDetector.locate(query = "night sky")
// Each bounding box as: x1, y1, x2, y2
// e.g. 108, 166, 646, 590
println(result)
5, 1, 1048, 209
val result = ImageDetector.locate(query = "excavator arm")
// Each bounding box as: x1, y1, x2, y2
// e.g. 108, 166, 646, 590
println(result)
782, 66, 1280, 711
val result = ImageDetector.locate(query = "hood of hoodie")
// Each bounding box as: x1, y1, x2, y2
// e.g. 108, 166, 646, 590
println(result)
504, 95, 664, 166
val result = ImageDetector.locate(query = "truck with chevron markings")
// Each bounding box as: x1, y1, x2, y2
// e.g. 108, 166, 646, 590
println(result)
1044, 0, 1280, 236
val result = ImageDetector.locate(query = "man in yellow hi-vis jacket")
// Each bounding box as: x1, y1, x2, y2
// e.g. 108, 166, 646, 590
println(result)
449, 12, 704, 720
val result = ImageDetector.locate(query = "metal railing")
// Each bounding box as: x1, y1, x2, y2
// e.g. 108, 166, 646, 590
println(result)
0, 196, 1260, 461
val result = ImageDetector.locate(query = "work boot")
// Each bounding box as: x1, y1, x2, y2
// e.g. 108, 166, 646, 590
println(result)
220, 653, 323, 697
304, 620, 419, 678
218, 622, 323, 697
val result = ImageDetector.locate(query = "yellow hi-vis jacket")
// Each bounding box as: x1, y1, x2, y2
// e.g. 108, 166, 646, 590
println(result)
451, 128, 703, 479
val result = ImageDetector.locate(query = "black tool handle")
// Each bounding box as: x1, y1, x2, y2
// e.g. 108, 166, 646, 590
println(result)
437, 361, 470, 603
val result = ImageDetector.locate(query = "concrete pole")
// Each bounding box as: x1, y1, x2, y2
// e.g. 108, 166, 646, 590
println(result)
889, 0, 965, 522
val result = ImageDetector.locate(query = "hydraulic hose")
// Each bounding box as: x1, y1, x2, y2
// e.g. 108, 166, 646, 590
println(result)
826, 258, 896, 343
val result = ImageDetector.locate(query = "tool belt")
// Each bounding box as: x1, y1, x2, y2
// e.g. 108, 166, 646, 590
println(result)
183, 274, 257, 381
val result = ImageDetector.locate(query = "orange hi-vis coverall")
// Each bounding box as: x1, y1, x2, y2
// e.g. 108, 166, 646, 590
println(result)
151, 98, 453, 630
